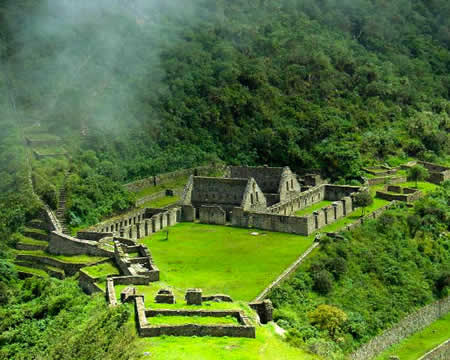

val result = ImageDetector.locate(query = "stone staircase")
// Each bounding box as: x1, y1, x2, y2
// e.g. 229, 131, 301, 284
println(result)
56, 173, 70, 235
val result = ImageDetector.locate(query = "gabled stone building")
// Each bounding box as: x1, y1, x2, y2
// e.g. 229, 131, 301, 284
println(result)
181, 176, 267, 222
227, 165, 301, 205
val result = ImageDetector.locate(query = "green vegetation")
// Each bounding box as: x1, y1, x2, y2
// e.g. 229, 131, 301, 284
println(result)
399, 181, 440, 194
81, 261, 120, 279
15, 250, 108, 264
14, 234, 48, 247
295, 201, 333, 217
268, 185, 449, 358
149, 315, 239, 326
139, 195, 180, 209
135, 322, 318, 360
136, 177, 190, 199
141, 223, 315, 301
408, 165, 430, 188
14, 265, 49, 278
375, 312, 450, 360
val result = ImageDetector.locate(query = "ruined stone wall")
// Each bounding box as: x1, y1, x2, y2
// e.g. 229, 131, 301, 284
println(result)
78, 270, 105, 295
233, 196, 354, 236
350, 296, 450, 360
376, 190, 422, 203
418, 161, 450, 173
267, 185, 325, 215
367, 176, 407, 186
241, 178, 267, 211
324, 185, 361, 201
135, 188, 182, 207
124, 164, 222, 193
48, 232, 114, 258
76, 231, 113, 241
279, 167, 302, 202
228, 165, 284, 193
199, 206, 226, 225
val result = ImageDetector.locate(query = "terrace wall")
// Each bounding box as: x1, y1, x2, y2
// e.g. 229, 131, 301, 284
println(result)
48, 232, 114, 258
350, 296, 450, 360
419, 340, 450, 360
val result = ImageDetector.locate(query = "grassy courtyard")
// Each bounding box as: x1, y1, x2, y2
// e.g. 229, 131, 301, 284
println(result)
295, 200, 333, 216
375, 312, 450, 360
140, 223, 315, 301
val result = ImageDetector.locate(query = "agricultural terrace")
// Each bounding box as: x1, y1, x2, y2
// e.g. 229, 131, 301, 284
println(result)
140, 223, 315, 301
375, 312, 450, 360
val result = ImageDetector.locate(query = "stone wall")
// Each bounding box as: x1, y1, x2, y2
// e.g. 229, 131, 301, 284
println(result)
233, 195, 354, 236
267, 184, 325, 216
367, 176, 407, 186
76, 231, 113, 241
199, 206, 226, 225
350, 296, 450, 360
48, 232, 114, 258
419, 340, 450, 360
376, 190, 422, 203
78, 270, 105, 295
135, 188, 182, 207
124, 164, 221, 193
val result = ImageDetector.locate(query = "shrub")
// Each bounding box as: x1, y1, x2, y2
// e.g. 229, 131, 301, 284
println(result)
313, 270, 333, 295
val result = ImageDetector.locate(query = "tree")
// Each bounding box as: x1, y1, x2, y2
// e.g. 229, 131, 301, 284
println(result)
408, 165, 429, 188
313, 270, 333, 295
353, 191, 373, 217
308, 304, 348, 339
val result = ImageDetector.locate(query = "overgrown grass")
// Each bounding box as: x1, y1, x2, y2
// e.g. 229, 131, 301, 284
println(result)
375, 312, 450, 360
14, 249, 108, 264
399, 181, 440, 193
139, 195, 180, 209
81, 261, 120, 279
295, 200, 333, 216
149, 315, 239, 326
140, 223, 315, 301
23, 227, 48, 236
15, 234, 48, 246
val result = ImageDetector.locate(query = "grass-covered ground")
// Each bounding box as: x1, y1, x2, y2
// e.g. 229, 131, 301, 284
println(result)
295, 200, 333, 217
318, 198, 391, 233
14, 249, 108, 264
15, 234, 48, 246
375, 312, 450, 360
14, 264, 49, 277
134, 322, 318, 360
149, 315, 239, 326
140, 223, 315, 301
81, 261, 120, 279
139, 195, 180, 209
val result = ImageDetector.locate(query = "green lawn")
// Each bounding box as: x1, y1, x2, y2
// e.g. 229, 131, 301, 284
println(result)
15, 249, 108, 264
81, 261, 120, 279
295, 200, 333, 216
140, 223, 315, 301
149, 315, 239, 326
139, 195, 180, 209
375, 312, 450, 360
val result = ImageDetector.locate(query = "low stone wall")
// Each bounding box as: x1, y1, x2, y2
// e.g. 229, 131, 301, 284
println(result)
15, 260, 64, 279
350, 296, 450, 360
15, 254, 99, 276
135, 189, 182, 207
367, 176, 407, 186
111, 275, 151, 286
16, 243, 47, 251
124, 164, 222, 193
78, 270, 105, 295
48, 232, 114, 258
106, 278, 118, 306
267, 184, 325, 215
376, 190, 422, 203
419, 339, 450, 360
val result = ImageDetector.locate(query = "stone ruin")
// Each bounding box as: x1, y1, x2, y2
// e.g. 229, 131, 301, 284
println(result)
181, 165, 362, 236
185, 288, 203, 305
155, 289, 176, 304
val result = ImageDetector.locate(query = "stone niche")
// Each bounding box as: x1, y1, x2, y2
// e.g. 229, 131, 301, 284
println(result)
185, 288, 203, 305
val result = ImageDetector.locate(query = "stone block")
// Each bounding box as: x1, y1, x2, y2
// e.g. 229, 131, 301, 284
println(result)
155, 289, 175, 304
185, 288, 203, 305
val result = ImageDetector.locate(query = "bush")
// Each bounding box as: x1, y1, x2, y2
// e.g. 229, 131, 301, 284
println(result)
313, 270, 333, 295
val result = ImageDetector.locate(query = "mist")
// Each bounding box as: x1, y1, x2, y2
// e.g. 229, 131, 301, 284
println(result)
4, 0, 202, 135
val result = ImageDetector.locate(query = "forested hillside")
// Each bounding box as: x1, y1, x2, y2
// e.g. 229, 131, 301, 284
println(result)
0, 1, 449, 359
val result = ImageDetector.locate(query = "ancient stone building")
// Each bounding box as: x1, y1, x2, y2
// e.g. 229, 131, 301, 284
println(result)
227, 165, 301, 205
182, 176, 267, 221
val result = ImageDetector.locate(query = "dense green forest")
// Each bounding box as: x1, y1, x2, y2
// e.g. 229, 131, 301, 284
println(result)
0, 0, 449, 359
